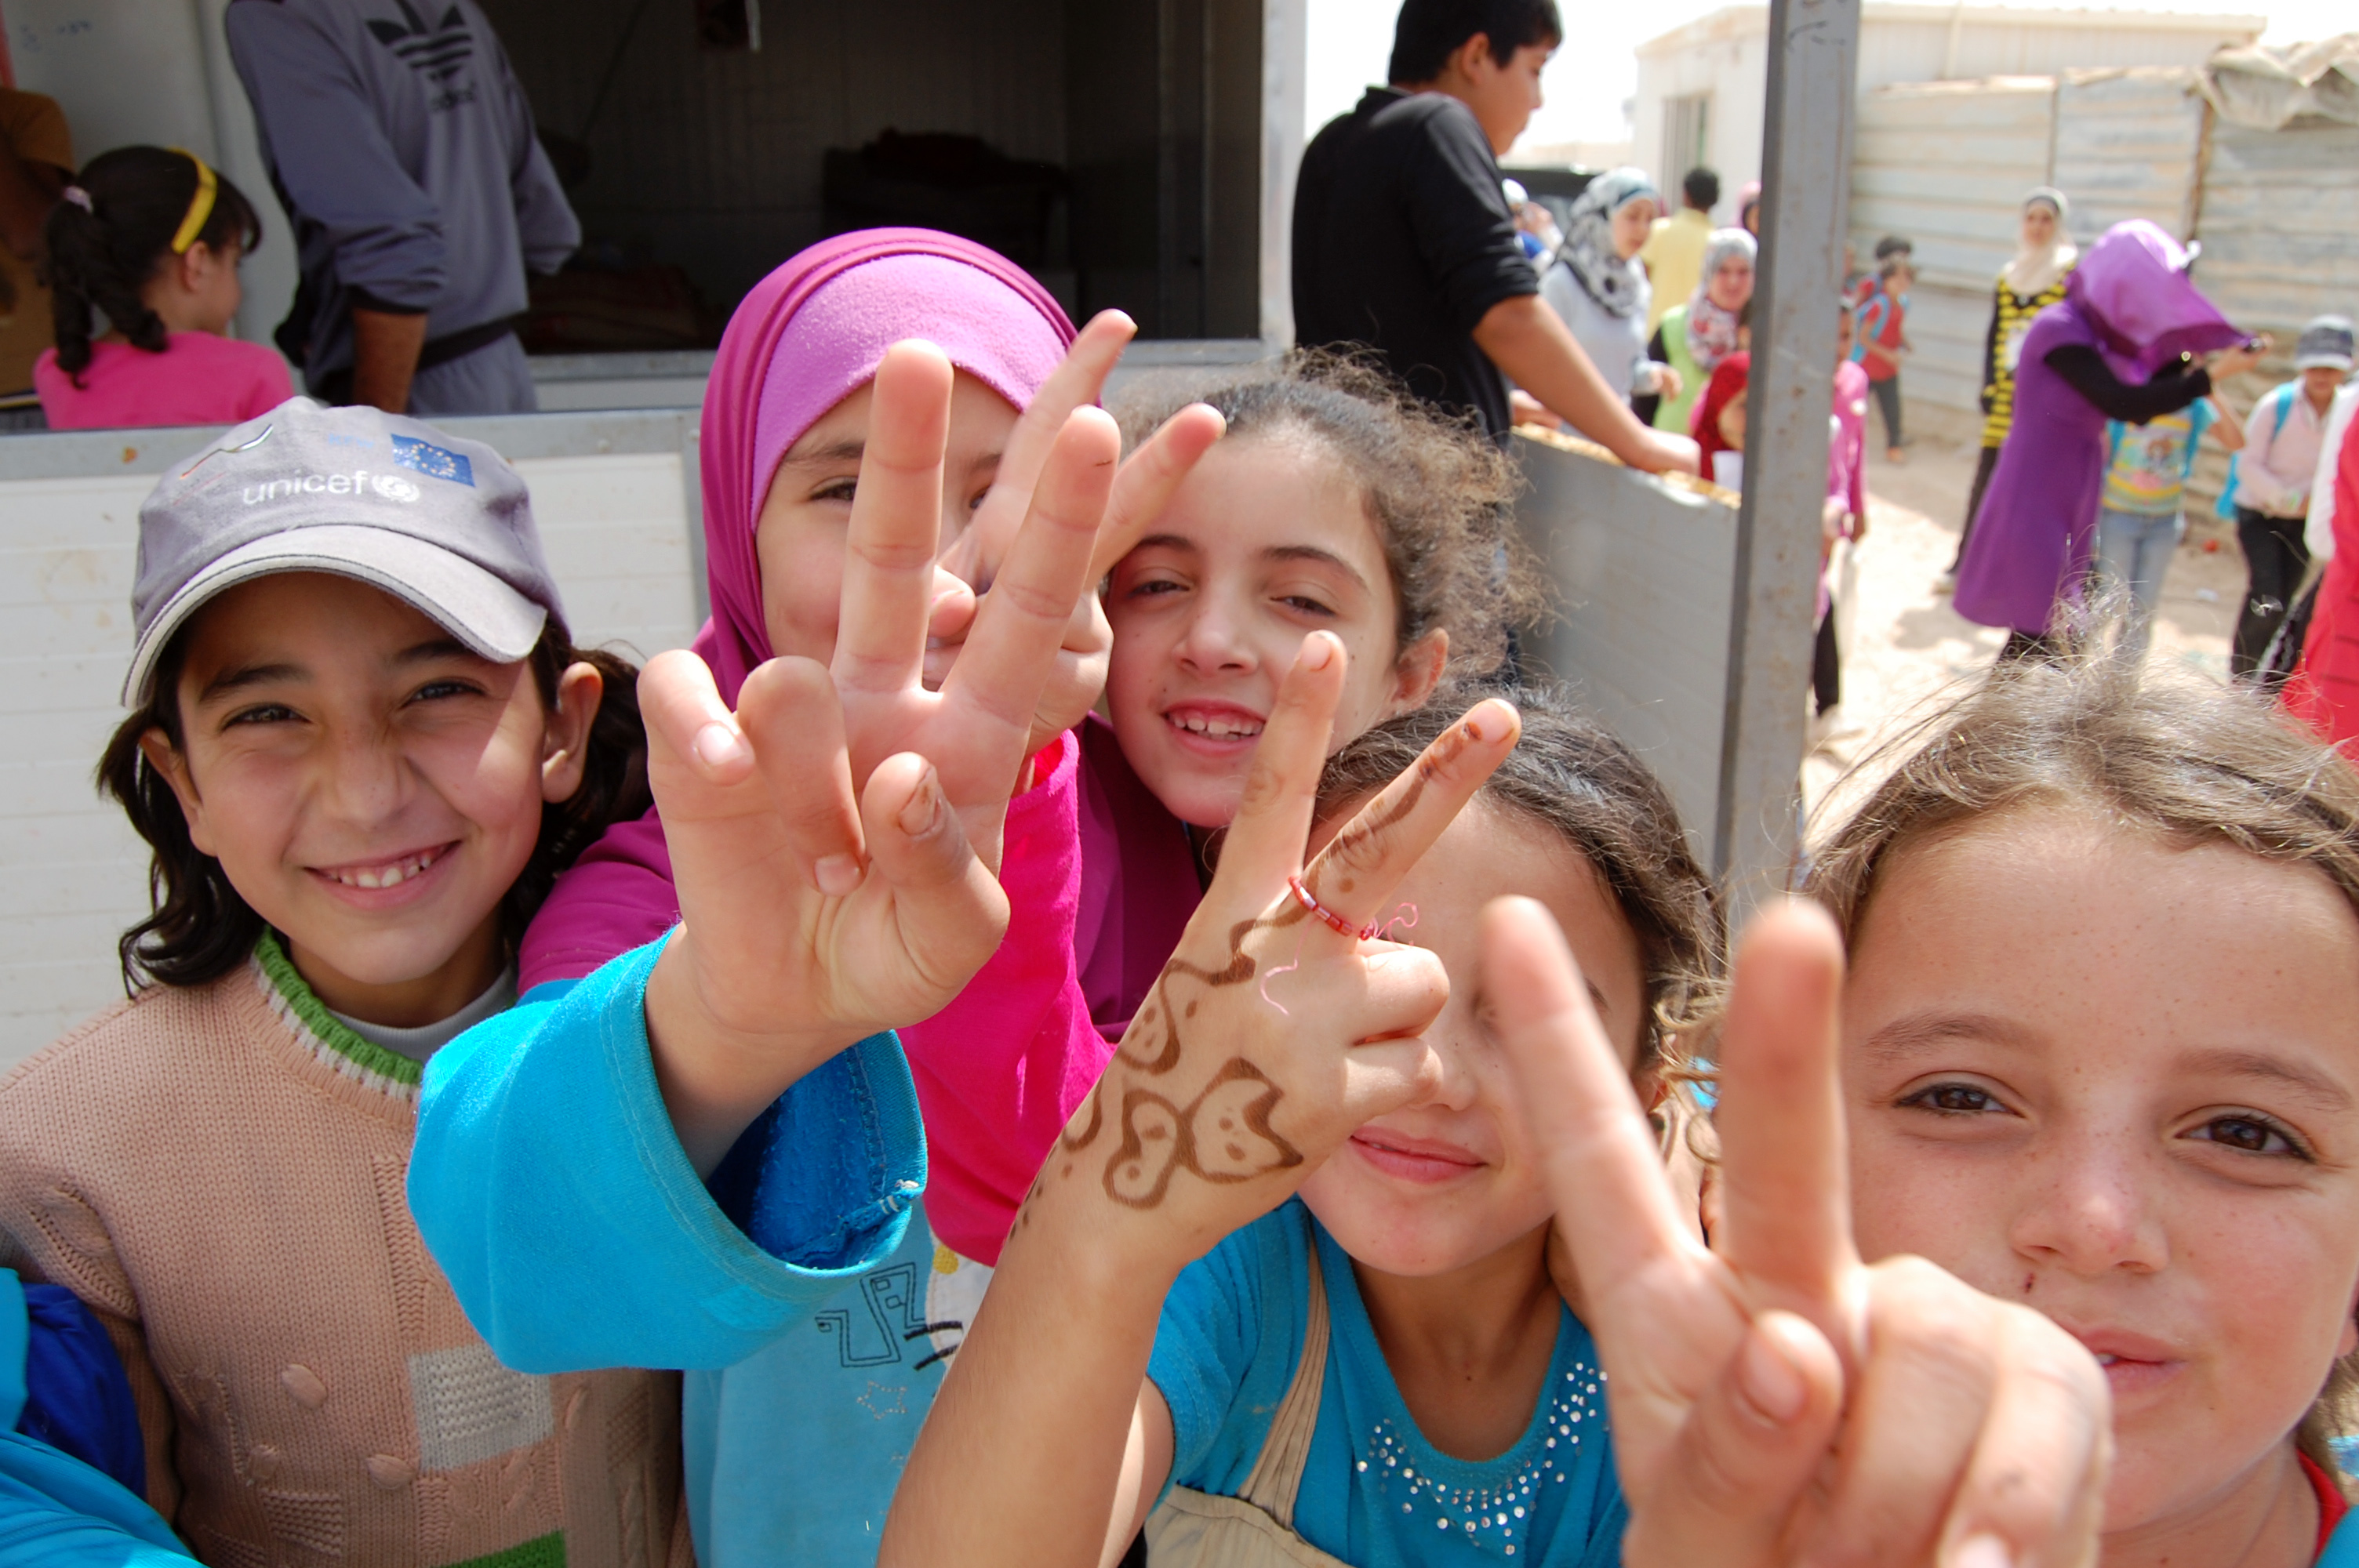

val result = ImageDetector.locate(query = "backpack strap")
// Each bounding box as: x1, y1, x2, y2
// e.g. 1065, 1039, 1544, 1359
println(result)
1237, 1216, 1332, 1530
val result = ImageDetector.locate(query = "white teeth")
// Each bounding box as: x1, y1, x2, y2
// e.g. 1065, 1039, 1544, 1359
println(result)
332, 849, 440, 890
1171, 712, 1263, 739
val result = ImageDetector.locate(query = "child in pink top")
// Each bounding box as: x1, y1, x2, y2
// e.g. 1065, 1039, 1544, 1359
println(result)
34, 147, 290, 430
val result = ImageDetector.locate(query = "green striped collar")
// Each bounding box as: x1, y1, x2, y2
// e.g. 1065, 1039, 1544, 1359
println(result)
252, 931, 424, 1091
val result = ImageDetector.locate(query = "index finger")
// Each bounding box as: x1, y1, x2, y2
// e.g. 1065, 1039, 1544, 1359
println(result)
1292, 699, 1520, 946
1089, 403, 1227, 582
941, 406, 1121, 742
834, 341, 953, 694
1484, 897, 1710, 1304
958, 311, 1138, 586
1713, 902, 1865, 1358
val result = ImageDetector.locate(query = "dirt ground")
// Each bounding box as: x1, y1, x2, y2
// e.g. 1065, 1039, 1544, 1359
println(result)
1801, 400, 2251, 811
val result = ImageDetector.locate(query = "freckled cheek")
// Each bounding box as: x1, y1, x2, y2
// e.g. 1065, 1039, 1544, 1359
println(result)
1845, 1129, 2005, 1272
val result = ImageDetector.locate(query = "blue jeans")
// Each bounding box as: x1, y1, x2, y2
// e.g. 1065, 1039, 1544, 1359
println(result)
2092, 506, 2183, 659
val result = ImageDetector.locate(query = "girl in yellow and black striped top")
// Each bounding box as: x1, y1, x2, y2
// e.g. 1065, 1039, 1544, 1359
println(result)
1943, 187, 2079, 583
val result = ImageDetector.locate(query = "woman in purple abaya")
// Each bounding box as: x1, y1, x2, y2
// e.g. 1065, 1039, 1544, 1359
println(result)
1954, 220, 2269, 659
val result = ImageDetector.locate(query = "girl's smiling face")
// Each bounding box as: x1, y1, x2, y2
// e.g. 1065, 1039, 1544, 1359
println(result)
145, 572, 598, 1025
1104, 434, 1446, 828
1296, 800, 1647, 1276
1841, 808, 2359, 1543
755, 370, 1019, 662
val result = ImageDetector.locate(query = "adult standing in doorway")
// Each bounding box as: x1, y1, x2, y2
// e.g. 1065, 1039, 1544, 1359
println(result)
225, 0, 580, 416
1292, 0, 1698, 473
1639, 165, 1717, 335
1940, 187, 2077, 591
1954, 220, 2263, 661
2222, 314, 2354, 679
1537, 167, 1679, 407
0, 86, 71, 426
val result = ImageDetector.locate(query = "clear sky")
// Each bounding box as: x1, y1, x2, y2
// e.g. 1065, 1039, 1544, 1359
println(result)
1305, 0, 2353, 149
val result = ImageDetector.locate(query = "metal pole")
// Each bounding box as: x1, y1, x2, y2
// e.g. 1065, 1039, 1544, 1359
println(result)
1711, 0, 1859, 909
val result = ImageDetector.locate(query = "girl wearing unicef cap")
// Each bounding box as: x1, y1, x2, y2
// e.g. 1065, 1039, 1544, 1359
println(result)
0, 397, 683, 1566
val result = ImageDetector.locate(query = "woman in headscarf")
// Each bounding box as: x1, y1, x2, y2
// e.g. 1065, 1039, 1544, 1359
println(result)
1954, 219, 2266, 659
1650, 227, 1755, 437
1537, 167, 1680, 407
1942, 187, 2080, 587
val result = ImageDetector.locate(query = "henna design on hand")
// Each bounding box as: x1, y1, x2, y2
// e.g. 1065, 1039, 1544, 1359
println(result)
1117, 902, 1308, 1075
1103, 1058, 1302, 1207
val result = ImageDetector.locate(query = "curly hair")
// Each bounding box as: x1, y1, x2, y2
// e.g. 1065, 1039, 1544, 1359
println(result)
1312, 682, 1723, 1077
45, 147, 264, 382
97, 618, 649, 993
1113, 349, 1548, 681
1800, 648, 2359, 1486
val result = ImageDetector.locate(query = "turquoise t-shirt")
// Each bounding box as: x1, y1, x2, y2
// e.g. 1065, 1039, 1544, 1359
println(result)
1149, 1202, 1627, 1566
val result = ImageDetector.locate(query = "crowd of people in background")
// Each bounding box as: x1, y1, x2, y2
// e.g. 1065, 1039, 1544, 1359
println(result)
2, 2, 2359, 1567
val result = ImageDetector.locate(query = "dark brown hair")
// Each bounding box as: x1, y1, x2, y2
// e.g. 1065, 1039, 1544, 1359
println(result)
1113, 350, 1548, 681
45, 146, 264, 380
1314, 683, 1724, 1073
97, 614, 649, 993
1801, 650, 2359, 1481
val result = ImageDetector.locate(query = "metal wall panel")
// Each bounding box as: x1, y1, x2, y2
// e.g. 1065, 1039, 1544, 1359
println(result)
1511, 432, 1740, 861
2052, 68, 2207, 242
1852, 77, 2053, 293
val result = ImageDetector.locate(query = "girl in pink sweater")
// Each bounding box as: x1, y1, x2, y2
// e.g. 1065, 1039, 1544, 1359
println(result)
34, 147, 290, 431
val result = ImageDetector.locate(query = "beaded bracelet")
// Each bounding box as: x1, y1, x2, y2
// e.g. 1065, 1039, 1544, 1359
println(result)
1287, 874, 1376, 942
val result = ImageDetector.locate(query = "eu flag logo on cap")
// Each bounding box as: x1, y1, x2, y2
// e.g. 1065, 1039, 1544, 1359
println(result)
391, 434, 475, 487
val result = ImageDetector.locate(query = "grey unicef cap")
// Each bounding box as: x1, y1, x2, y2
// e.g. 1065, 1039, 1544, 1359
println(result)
124, 398, 565, 706
2295, 314, 2356, 372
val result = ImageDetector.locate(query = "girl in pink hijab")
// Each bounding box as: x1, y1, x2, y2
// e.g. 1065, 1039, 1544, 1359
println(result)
482, 228, 1218, 1561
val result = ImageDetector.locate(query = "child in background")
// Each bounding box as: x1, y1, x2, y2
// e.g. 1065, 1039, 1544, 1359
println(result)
2095, 390, 2245, 659
2223, 315, 2357, 680
1691, 350, 1748, 492
0, 400, 682, 1566
1796, 652, 2359, 1563
886, 675, 2116, 1568
1852, 239, 1913, 463
1816, 301, 1871, 742
34, 147, 290, 430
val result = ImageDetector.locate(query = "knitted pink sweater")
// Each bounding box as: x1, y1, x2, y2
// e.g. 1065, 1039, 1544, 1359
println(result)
0, 937, 689, 1568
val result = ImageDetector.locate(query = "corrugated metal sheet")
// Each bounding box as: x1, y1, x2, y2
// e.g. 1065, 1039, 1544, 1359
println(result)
2184, 114, 2359, 508
1851, 77, 2052, 410
2051, 68, 2205, 241
1852, 77, 2053, 295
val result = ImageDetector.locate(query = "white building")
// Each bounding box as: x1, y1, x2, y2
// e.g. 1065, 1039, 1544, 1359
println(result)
1633, 4, 2262, 210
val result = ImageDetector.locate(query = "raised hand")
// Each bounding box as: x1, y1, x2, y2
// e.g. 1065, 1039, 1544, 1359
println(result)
1488, 898, 2111, 1568
881, 644, 1518, 1568
640, 339, 1121, 1172
1020, 637, 1520, 1261
930, 309, 1225, 749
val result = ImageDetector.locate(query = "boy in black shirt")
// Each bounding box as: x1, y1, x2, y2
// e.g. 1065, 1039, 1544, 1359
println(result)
1293, 0, 1696, 474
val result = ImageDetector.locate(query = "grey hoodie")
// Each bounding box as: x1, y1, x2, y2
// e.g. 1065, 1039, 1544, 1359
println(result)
226, 0, 579, 382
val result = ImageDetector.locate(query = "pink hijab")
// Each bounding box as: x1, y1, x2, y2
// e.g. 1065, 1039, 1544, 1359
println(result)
520, 230, 1074, 987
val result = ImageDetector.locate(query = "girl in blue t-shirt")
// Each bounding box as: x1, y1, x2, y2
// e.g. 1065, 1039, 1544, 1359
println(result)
885, 670, 2113, 1567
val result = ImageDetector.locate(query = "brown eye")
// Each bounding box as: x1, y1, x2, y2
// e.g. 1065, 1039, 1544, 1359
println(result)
2188, 1116, 2301, 1158
1902, 1083, 2000, 1115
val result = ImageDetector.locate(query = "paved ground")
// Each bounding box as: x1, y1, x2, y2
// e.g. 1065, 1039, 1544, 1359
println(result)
1801, 401, 2248, 811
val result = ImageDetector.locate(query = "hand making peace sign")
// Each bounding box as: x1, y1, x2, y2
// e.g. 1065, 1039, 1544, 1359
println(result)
1488, 898, 2114, 1568
638, 339, 1206, 1171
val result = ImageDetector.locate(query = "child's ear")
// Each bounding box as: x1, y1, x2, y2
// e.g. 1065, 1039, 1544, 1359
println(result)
138, 727, 216, 855
540, 662, 604, 804
1386, 628, 1449, 719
